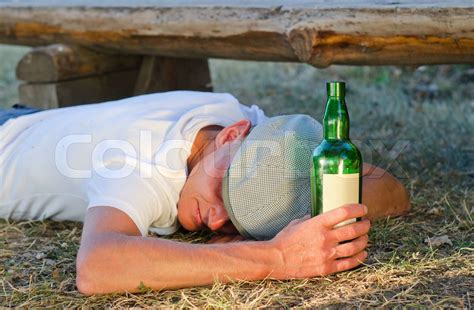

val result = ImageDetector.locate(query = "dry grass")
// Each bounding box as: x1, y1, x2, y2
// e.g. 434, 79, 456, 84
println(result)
1, 45, 473, 308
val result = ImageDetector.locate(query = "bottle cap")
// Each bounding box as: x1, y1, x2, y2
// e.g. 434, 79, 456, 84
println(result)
327, 81, 345, 97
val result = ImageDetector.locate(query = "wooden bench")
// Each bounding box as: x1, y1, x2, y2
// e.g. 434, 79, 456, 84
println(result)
0, 1, 473, 108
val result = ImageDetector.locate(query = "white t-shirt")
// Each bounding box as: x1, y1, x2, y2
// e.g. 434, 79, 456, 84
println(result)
0, 91, 267, 236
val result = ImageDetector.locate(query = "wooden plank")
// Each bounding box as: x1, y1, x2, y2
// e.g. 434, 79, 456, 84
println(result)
19, 69, 138, 109
134, 56, 212, 95
0, 1, 473, 9
16, 44, 141, 82
0, 2, 473, 66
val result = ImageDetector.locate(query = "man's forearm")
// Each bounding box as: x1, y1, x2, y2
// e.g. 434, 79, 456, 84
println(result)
76, 233, 275, 294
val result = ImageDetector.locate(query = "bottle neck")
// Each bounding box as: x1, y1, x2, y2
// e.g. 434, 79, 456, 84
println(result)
323, 96, 350, 140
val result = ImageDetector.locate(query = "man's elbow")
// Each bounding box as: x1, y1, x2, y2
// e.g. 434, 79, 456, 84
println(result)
388, 175, 411, 217
76, 246, 102, 295
363, 165, 411, 221
75, 234, 119, 295
76, 267, 95, 295
399, 181, 411, 215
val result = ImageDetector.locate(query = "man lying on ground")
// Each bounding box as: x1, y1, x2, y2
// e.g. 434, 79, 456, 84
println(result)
0, 91, 410, 294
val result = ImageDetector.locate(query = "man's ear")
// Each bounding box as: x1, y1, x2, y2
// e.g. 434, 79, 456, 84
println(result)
215, 119, 251, 147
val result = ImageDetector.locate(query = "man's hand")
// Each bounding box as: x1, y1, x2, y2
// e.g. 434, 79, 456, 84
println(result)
267, 204, 370, 279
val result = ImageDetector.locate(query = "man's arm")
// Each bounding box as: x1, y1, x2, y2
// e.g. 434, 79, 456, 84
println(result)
76, 204, 370, 295
362, 163, 411, 221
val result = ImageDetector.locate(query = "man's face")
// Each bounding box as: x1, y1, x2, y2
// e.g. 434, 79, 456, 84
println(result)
177, 120, 251, 234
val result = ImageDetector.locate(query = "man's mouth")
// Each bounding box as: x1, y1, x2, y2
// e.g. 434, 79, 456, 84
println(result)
194, 203, 203, 228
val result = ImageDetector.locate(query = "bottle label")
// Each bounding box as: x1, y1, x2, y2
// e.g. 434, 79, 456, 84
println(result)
322, 173, 360, 228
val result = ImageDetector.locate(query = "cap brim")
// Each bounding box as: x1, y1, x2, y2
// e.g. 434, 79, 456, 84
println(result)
222, 169, 253, 239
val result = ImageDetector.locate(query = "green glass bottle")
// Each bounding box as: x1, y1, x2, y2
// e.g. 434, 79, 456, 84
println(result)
310, 82, 362, 226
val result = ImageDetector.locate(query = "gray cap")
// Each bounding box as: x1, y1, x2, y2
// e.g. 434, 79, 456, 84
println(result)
222, 114, 323, 240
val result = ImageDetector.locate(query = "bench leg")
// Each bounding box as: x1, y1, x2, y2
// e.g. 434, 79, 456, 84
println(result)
133, 56, 212, 95
16, 44, 141, 109
17, 45, 213, 108
19, 70, 139, 109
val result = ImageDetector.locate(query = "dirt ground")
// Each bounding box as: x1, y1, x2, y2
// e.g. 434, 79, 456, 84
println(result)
0, 45, 473, 307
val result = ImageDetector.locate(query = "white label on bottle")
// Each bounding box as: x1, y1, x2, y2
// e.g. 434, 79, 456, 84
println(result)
323, 173, 360, 228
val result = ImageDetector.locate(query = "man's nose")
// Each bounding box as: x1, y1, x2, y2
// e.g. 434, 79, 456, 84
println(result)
207, 203, 230, 231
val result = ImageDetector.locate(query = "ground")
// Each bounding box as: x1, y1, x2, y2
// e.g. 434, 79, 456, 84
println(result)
0, 44, 473, 308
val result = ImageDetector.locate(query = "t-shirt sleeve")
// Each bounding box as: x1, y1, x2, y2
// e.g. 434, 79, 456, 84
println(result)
86, 166, 164, 236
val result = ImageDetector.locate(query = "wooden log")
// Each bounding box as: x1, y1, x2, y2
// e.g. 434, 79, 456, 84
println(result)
134, 56, 212, 95
0, 1, 473, 67
19, 69, 138, 109
16, 44, 141, 83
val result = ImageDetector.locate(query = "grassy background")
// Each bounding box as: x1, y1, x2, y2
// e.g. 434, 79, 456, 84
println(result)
0, 44, 473, 307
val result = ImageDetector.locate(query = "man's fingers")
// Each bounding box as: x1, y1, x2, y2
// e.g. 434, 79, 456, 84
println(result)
332, 250, 368, 273
334, 235, 368, 258
332, 219, 371, 242
319, 204, 368, 228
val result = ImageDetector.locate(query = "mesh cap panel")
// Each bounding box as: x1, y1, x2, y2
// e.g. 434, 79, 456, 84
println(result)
223, 115, 323, 240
